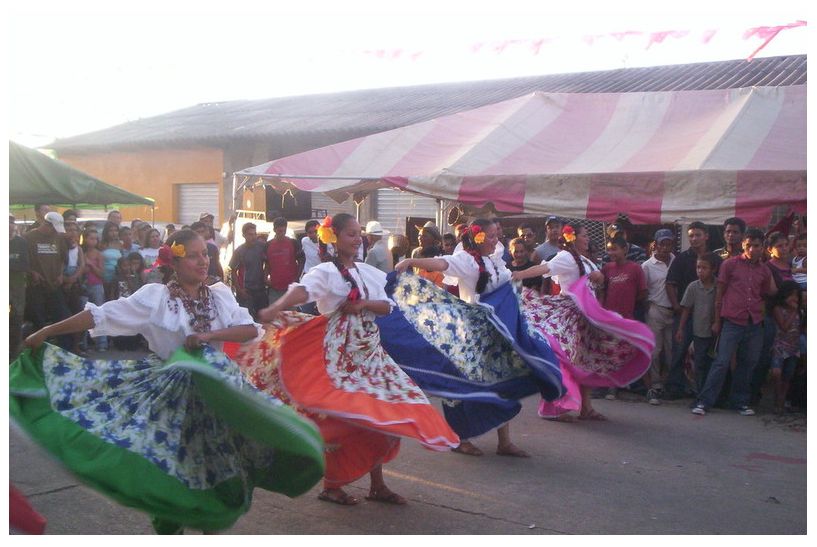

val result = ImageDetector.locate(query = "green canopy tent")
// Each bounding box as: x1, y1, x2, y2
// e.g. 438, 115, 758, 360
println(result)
8, 141, 155, 212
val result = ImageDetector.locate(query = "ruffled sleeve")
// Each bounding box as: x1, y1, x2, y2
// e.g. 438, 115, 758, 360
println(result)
441, 251, 479, 285
294, 263, 338, 303
85, 283, 164, 337
543, 250, 578, 278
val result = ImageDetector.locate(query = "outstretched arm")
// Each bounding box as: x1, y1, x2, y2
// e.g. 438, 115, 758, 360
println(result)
25, 310, 95, 350
511, 263, 550, 282
258, 286, 309, 322
394, 257, 449, 274
185, 324, 259, 351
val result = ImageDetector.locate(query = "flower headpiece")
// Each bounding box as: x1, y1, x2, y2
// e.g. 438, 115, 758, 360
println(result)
562, 225, 576, 244
317, 216, 337, 245
155, 241, 186, 268
470, 224, 486, 245
170, 242, 186, 258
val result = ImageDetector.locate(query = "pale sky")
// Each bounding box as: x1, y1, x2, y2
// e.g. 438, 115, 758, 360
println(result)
3, 0, 809, 148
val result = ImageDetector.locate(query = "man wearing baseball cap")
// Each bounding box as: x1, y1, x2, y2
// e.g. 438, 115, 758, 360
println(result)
22, 211, 71, 345
364, 220, 393, 273
640, 228, 676, 405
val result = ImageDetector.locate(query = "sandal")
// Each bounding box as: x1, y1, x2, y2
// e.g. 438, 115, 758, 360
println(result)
318, 489, 360, 506
452, 442, 483, 456
366, 489, 407, 505
544, 414, 576, 423
579, 409, 608, 421
496, 444, 530, 458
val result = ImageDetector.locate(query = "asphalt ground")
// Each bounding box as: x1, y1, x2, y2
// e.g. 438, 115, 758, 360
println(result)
9, 351, 807, 535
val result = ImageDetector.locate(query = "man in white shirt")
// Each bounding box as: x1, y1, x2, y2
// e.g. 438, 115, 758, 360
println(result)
364, 220, 393, 273
300, 220, 321, 278
641, 228, 676, 405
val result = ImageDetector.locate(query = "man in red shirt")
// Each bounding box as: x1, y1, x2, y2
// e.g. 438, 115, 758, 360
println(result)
265, 217, 301, 306
692, 229, 776, 416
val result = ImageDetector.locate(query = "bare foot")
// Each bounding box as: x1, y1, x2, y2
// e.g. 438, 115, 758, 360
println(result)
366, 487, 407, 505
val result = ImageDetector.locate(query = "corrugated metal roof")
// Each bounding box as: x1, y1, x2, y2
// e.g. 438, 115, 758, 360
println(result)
49, 54, 806, 153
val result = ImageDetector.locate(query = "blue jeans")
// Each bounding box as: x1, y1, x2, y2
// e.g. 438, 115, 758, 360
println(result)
665, 314, 694, 394
750, 315, 777, 400
697, 319, 764, 408
692, 336, 715, 396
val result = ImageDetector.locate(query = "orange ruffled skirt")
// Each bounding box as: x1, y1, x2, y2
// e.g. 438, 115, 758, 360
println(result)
232, 311, 458, 487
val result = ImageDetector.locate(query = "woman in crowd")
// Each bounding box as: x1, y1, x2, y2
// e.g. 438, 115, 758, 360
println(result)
410, 224, 446, 287
80, 229, 108, 352
139, 228, 163, 269
11, 229, 324, 533
235, 214, 458, 506
388, 218, 564, 457
511, 224, 654, 421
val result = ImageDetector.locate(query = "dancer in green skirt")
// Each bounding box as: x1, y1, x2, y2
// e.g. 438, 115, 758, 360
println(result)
10, 229, 324, 533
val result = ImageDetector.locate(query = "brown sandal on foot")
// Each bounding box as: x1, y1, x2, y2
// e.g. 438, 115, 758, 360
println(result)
579, 409, 608, 421
452, 442, 484, 456
318, 489, 360, 506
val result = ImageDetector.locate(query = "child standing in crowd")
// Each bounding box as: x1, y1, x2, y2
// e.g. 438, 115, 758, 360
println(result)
769, 281, 803, 414
80, 229, 107, 352
676, 253, 718, 400
602, 236, 647, 320
601, 236, 647, 400
99, 222, 123, 301
791, 233, 807, 291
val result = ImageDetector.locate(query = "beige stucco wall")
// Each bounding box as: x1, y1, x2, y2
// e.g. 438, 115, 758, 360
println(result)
57, 148, 224, 224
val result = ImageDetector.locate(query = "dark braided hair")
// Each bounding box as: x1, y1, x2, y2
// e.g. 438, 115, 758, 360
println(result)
460, 218, 494, 294
318, 213, 362, 299
559, 223, 587, 277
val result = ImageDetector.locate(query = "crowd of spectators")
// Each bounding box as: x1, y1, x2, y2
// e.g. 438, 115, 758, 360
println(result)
10, 206, 806, 415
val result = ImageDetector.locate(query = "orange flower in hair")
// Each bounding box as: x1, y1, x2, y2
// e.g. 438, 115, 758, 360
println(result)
562, 226, 576, 244
470, 224, 486, 244
170, 241, 187, 258
317, 216, 337, 245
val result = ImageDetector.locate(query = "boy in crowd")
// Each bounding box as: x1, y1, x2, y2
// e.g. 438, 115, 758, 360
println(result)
663, 221, 722, 400
533, 216, 562, 262
676, 253, 718, 402
641, 228, 675, 404
692, 229, 776, 416
508, 237, 543, 292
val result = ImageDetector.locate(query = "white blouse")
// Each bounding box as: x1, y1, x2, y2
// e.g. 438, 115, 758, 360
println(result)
543, 250, 599, 293
85, 282, 261, 359
295, 261, 392, 316
441, 250, 512, 304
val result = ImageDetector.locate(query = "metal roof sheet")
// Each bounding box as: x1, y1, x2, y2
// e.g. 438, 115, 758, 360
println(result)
49, 54, 806, 153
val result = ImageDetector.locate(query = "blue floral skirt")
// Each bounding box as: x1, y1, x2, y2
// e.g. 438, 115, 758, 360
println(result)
376, 272, 564, 439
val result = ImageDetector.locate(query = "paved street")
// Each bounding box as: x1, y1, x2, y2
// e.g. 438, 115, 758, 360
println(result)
10, 377, 807, 535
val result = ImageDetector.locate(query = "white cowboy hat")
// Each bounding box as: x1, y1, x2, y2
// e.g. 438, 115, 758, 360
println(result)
365, 220, 390, 236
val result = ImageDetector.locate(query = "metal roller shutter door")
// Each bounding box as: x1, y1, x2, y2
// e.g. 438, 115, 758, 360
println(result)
375, 188, 438, 235
310, 192, 356, 219
177, 183, 219, 225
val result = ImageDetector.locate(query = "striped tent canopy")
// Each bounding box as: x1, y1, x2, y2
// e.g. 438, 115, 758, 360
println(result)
235, 85, 806, 226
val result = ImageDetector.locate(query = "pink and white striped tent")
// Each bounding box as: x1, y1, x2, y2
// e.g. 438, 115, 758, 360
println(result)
236, 85, 806, 226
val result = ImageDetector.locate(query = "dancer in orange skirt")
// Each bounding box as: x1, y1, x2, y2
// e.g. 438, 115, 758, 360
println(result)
236, 213, 459, 506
